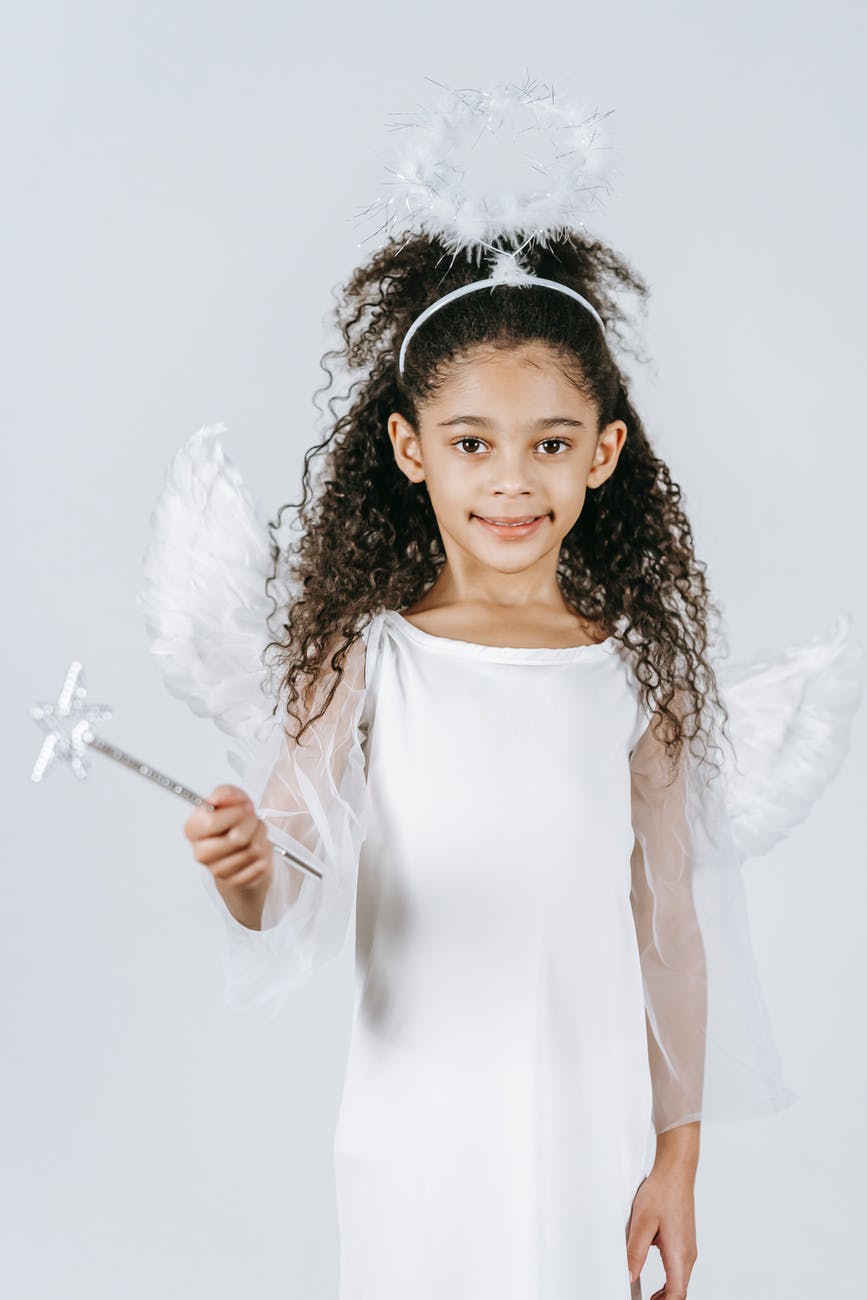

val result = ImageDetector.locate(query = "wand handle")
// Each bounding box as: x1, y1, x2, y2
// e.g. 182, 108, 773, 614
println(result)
86, 734, 323, 881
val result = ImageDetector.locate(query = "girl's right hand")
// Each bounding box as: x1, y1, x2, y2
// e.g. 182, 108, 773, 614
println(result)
183, 784, 274, 899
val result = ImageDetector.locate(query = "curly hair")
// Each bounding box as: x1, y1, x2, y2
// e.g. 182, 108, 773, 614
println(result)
262, 230, 732, 786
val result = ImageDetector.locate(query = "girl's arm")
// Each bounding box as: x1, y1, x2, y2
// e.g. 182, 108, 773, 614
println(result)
194, 631, 371, 1018
654, 1121, 700, 1171
626, 702, 705, 1293
628, 702, 708, 1143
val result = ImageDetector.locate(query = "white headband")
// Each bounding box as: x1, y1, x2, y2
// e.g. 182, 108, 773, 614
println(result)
397, 272, 606, 376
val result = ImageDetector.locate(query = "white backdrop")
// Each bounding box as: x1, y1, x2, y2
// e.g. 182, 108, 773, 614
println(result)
3, 3, 865, 1297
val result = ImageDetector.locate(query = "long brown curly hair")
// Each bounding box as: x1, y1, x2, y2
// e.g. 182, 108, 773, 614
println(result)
262, 230, 732, 784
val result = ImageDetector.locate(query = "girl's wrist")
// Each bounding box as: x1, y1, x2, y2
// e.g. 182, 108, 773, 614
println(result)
652, 1120, 700, 1177
216, 873, 271, 930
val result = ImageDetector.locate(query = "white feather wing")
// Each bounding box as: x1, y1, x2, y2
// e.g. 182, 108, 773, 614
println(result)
716, 613, 866, 861
136, 424, 293, 777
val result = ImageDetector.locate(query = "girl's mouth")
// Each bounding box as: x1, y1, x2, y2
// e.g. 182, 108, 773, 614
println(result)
473, 514, 548, 539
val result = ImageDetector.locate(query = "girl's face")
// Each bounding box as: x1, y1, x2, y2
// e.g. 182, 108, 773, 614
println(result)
388, 342, 626, 582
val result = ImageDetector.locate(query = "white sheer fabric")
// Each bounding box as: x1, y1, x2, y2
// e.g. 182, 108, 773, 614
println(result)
629, 703, 796, 1134
629, 710, 708, 1134
199, 609, 814, 1136
199, 623, 376, 1019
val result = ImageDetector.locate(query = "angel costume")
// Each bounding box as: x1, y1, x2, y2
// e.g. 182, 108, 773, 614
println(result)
139, 428, 865, 1300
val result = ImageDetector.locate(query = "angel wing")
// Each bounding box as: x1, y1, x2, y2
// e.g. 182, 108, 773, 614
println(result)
136, 423, 293, 778
715, 613, 866, 861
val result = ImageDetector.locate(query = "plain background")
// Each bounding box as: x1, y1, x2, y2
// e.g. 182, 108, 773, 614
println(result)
3, 2, 865, 1297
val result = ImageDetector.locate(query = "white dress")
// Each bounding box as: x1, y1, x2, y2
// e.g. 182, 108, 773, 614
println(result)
200, 607, 799, 1299
340, 612, 653, 1299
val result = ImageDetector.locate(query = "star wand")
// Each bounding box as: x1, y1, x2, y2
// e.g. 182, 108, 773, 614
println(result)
29, 659, 323, 881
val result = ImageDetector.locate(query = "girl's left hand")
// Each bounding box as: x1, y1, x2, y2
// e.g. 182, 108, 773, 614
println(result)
625, 1164, 698, 1299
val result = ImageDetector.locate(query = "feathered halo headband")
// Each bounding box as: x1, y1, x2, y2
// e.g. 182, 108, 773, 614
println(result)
354, 75, 622, 375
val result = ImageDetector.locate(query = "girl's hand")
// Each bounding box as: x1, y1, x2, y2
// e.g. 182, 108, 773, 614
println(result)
625, 1162, 698, 1299
183, 784, 274, 902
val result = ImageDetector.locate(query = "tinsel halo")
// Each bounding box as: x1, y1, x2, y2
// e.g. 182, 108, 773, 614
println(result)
354, 74, 620, 270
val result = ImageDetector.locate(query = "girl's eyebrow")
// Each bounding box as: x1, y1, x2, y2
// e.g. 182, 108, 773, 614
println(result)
436, 415, 585, 429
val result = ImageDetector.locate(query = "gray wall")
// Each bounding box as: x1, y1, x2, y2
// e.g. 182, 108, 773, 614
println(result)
4, 2, 865, 1296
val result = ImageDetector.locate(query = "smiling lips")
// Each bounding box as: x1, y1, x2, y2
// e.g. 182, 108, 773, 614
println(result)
474, 514, 548, 538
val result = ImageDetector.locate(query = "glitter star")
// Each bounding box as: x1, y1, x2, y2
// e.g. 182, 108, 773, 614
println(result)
30, 661, 113, 782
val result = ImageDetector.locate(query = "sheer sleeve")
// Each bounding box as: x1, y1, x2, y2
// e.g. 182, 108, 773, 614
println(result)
629, 709, 707, 1134
629, 704, 796, 1135
198, 622, 378, 1019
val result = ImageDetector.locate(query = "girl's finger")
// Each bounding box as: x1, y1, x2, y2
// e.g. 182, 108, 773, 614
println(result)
210, 843, 270, 883
207, 822, 273, 881
208, 784, 253, 806
224, 855, 273, 889
185, 799, 254, 842
193, 812, 263, 865
659, 1250, 693, 1300
625, 1218, 653, 1286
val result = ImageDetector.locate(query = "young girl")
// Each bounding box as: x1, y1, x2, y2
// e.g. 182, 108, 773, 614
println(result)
160, 84, 862, 1300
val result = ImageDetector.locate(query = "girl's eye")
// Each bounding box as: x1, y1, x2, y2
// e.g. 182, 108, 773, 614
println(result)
452, 437, 572, 455
454, 437, 485, 454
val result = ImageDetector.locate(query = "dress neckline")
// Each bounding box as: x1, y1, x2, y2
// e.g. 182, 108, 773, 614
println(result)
382, 609, 618, 664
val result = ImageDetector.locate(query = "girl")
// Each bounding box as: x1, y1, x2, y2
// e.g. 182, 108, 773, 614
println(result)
161, 79, 861, 1300
180, 228, 779, 1300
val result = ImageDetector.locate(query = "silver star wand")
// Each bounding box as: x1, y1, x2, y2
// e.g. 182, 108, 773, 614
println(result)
29, 660, 323, 881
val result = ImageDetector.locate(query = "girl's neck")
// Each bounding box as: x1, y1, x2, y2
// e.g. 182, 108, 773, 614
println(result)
397, 598, 609, 651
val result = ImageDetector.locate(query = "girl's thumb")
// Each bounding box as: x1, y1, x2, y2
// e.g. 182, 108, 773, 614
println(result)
209, 783, 254, 807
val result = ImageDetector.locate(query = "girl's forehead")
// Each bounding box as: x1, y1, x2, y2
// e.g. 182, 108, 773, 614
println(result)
424, 344, 592, 410
451, 338, 568, 371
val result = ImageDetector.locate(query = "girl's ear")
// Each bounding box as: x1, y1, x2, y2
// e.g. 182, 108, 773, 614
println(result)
387, 412, 425, 484
587, 419, 628, 488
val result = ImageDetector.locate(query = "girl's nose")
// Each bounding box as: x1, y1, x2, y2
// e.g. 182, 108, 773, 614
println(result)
488, 464, 536, 494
